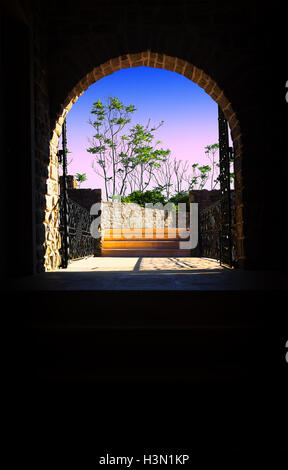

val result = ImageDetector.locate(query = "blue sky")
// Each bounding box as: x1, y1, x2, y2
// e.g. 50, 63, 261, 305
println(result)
61, 66, 229, 193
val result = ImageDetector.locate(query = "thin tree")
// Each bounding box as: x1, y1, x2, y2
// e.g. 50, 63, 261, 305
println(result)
205, 143, 219, 189
152, 152, 174, 200
87, 97, 170, 200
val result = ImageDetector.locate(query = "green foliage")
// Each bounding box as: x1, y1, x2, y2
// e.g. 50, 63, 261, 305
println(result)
75, 173, 87, 188
205, 143, 219, 154
121, 188, 190, 211
58, 149, 73, 168
169, 191, 189, 205
189, 163, 212, 190
121, 190, 166, 206
168, 191, 190, 210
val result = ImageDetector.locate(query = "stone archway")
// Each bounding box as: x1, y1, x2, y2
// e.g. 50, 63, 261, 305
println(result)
44, 51, 243, 271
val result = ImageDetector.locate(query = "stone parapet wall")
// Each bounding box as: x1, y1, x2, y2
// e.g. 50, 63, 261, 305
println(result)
189, 190, 222, 209
67, 188, 102, 212
101, 202, 188, 230
60, 175, 78, 190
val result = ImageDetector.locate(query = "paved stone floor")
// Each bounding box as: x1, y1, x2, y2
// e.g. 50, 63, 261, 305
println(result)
5, 256, 287, 292
63, 256, 225, 272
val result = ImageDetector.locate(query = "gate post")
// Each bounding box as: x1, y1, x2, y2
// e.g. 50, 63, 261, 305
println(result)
218, 105, 233, 267
58, 118, 70, 268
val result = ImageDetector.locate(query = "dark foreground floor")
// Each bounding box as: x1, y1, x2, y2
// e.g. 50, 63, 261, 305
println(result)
4, 271, 288, 463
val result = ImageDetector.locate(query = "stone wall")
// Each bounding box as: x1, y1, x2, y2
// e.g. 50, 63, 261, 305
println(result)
33, 7, 60, 273
44, 102, 79, 270
189, 190, 222, 210
101, 202, 188, 230
189, 190, 235, 210
60, 175, 78, 190
67, 188, 102, 212
43, 126, 61, 271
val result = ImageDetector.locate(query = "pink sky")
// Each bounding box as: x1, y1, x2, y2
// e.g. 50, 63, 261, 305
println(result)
60, 67, 232, 195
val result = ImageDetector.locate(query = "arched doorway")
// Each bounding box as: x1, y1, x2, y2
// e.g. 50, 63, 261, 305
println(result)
44, 52, 243, 271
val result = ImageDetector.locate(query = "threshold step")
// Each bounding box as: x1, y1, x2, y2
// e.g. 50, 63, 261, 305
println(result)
101, 249, 192, 257
103, 228, 190, 233
103, 235, 189, 241
102, 240, 180, 249
103, 229, 190, 238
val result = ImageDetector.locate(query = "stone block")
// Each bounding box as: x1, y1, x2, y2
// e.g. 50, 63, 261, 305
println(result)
50, 163, 59, 181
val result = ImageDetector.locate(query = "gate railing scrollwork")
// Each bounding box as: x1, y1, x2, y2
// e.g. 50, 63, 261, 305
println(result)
59, 195, 95, 262
199, 192, 236, 266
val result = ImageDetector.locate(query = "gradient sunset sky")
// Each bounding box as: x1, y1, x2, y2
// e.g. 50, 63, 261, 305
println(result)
61, 66, 231, 193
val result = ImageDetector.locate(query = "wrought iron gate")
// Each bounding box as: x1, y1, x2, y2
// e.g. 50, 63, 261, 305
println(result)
199, 199, 221, 261
58, 118, 95, 267
199, 106, 236, 267
59, 195, 95, 262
